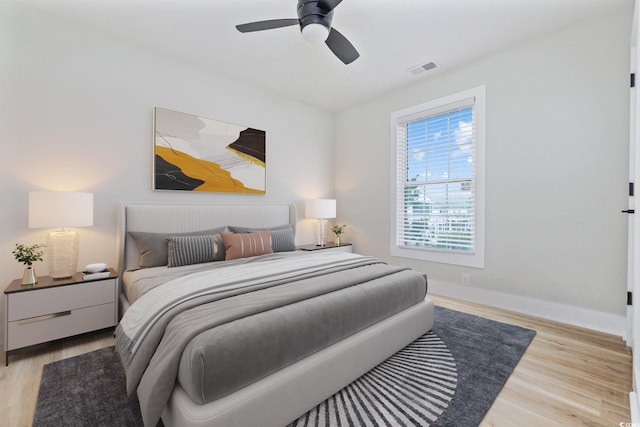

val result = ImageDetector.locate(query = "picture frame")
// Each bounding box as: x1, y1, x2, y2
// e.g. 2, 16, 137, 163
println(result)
153, 107, 266, 194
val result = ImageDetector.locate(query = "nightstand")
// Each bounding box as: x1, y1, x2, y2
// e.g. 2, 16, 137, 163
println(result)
297, 243, 353, 253
3, 269, 118, 366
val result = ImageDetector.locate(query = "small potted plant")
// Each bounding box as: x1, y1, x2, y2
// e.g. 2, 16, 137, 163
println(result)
331, 224, 347, 246
12, 243, 45, 285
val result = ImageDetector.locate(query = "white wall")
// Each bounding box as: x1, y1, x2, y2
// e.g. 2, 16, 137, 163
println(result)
334, 7, 632, 333
0, 3, 334, 345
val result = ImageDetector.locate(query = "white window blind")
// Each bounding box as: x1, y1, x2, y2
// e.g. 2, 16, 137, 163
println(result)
390, 86, 485, 268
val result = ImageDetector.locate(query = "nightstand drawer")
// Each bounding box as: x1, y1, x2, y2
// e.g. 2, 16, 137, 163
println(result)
7, 279, 116, 322
7, 302, 115, 351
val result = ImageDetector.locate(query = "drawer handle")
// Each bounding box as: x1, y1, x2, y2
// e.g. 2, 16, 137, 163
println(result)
18, 311, 72, 325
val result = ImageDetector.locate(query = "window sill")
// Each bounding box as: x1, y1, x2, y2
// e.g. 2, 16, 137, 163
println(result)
390, 245, 484, 268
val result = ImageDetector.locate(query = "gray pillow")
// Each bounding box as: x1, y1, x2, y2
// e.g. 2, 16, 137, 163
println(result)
167, 234, 225, 268
228, 224, 292, 233
227, 224, 295, 252
128, 226, 226, 268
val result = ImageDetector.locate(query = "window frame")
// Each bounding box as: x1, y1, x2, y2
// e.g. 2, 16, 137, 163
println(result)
390, 86, 486, 268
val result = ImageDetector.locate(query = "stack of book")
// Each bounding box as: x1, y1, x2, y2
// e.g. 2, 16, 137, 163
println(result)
82, 270, 110, 281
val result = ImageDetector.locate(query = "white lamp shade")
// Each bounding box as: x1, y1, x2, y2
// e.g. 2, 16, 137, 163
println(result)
305, 199, 336, 219
29, 191, 94, 228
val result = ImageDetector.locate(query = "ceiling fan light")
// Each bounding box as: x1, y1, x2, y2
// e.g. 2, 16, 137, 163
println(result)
301, 23, 329, 43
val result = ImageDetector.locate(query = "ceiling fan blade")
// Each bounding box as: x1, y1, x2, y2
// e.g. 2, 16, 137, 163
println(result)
325, 27, 359, 64
236, 19, 299, 33
317, 0, 344, 12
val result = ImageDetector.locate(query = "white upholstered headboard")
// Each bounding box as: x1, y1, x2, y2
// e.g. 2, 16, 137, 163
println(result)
116, 202, 297, 275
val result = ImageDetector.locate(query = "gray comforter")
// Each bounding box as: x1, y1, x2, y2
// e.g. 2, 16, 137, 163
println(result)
116, 252, 427, 427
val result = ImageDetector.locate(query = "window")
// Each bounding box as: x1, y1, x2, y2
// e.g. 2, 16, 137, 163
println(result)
390, 86, 485, 268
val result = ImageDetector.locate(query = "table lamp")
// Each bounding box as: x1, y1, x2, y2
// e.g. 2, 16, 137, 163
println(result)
305, 199, 336, 246
29, 191, 94, 279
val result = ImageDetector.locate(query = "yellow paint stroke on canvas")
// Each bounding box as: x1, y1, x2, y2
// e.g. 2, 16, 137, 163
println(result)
156, 146, 264, 193
226, 146, 266, 168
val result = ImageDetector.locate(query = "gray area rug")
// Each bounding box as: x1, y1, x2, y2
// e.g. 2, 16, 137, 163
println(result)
33, 306, 535, 427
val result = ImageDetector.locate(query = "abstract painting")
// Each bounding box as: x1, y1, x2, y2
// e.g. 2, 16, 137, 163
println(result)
153, 107, 266, 194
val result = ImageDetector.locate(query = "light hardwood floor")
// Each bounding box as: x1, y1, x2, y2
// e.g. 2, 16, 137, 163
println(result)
0, 295, 632, 426
0, 329, 116, 427
431, 294, 633, 426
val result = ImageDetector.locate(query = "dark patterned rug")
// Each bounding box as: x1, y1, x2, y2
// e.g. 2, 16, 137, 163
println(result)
33, 306, 535, 427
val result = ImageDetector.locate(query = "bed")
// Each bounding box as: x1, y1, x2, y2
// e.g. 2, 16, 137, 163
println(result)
115, 202, 434, 427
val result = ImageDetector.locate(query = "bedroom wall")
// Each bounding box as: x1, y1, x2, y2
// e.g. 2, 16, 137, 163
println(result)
334, 6, 632, 334
0, 4, 334, 347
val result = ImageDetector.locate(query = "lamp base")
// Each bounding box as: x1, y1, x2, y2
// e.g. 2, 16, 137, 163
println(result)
47, 230, 79, 279
314, 220, 328, 247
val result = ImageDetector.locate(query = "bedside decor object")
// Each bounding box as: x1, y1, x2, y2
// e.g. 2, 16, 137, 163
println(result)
85, 262, 107, 273
29, 191, 94, 279
305, 199, 336, 246
82, 270, 111, 281
153, 107, 266, 194
12, 243, 45, 285
331, 224, 347, 245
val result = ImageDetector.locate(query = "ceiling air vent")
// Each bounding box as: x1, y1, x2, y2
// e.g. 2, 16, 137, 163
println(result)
408, 62, 438, 76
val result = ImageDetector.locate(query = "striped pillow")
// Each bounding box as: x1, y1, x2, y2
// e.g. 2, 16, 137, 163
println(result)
228, 225, 295, 252
166, 234, 225, 268
221, 230, 274, 260
128, 226, 226, 268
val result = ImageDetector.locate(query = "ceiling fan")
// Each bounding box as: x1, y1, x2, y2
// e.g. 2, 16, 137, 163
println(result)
235, 0, 360, 65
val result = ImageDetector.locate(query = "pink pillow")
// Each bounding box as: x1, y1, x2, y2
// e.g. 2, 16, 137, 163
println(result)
221, 230, 274, 260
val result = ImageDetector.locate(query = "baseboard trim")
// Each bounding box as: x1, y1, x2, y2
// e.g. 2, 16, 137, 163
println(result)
631, 391, 640, 424
428, 280, 626, 337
